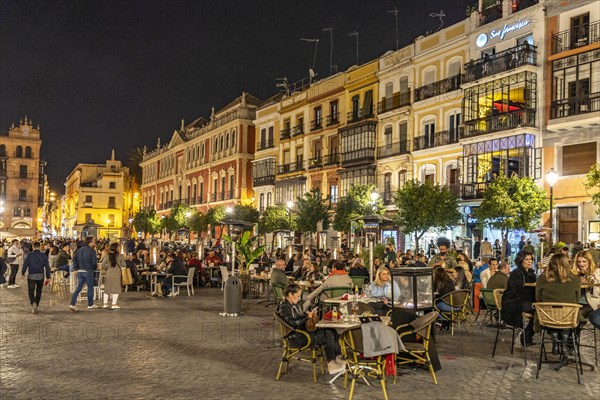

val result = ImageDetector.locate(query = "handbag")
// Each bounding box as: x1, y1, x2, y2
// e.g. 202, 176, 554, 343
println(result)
305, 313, 320, 332
121, 268, 133, 286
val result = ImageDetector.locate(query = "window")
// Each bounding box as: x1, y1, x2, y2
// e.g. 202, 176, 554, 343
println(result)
199, 182, 204, 203
383, 173, 392, 204
517, 34, 533, 46
231, 131, 236, 149
424, 120, 435, 147
259, 193, 265, 212
551, 48, 597, 118
351, 95, 360, 119
0, 144, 5, 157
213, 178, 218, 196
329, 101, 338, 124
329, 183, 339, 203
398, 170, 407, 189
384, 126, 393, 147
448, 60, 461, 77
108, 196, 116, 208
268, 126, 274, 144
385, 82, 393, 99
85, 195, 92, 203
221, 176, 226, 198
266, 192, 272, 207
424, 69, 436, 85
19, 165, 27, 178
108, 214, 115, 227
571, 13, 590, 49
314, 106, 322, 128
449, 113, 461, 142
16, 146, 23, 157
109, 182, 116, 189
296, 115, 304, 133
25, 147, 32, 158
13, 207, 21, 217
19, 189, 27, 201
362, 90, 373, 117
562, 143, 597, 176
23, 208, 31, 217
399, 77, 409, 94
229, 175, 235, 197
399, 122, 408, 152
225, 132, 230, 149
85, 213, 91, 222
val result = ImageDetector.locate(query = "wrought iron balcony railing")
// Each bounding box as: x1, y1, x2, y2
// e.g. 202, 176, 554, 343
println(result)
463, 44, 537, 83
462, 109, 536, 138
413, 129, 460, 151
414, 75, 461, 102
551, 92, 600, 119
377, 141, 410, 159
551, 20, 600, 54
377, 90, 411, 113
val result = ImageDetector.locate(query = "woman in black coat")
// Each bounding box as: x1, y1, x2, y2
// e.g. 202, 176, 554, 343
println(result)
501, 250, 537, 345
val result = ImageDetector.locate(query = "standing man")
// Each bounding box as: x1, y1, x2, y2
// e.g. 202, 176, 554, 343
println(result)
21, 242, 51, 314
69, 236, 98, 311
480, 237, 493, 258
7, 239, 22, 289
473, 237, 481, 260
427, 237, 457, 270
518, 235, 526, 252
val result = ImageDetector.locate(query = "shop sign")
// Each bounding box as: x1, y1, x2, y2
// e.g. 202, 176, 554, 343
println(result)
476, 19, 530, 48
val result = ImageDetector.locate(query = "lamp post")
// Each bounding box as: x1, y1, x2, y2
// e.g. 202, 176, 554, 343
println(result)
546, 168, 558, 243
355, 215, 392, 282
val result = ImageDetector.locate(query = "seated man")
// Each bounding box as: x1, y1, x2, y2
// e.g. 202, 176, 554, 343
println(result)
303, 262, 353, 312
205, 250, 222, 266
270, 258, 290, 289
125, 253, 141, 284
160, 252, 188, 296
487, 262, 510, 290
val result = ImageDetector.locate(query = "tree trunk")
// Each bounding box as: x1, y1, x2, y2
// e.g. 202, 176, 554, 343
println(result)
501, 228, 508, 263
414, 232, 420, 254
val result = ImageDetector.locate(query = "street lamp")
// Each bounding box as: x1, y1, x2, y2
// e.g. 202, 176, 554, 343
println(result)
546, 168, 558, 242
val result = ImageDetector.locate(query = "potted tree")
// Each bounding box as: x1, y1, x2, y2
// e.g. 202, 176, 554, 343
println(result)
223, 230, 265, 298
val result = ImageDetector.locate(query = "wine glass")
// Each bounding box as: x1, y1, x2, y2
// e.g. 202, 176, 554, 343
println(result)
351, 301, 359, 321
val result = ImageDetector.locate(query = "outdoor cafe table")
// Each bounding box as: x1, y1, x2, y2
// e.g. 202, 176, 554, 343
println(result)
297, 280, 322, 292
322, 296, 383, 306
524, 282, 600, 288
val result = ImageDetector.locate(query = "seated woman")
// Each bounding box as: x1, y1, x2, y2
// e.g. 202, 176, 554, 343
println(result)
302, 262, 322, 282
453, 266, 471, 290
501, 250, 537, 346
572, 250, 600, 320
368, 266, 401, 315
348, 258, 369, 279
293, 259, 311, 280
278, 284, 345, 375
433, 266, 459, 319
536, 253, 581, 369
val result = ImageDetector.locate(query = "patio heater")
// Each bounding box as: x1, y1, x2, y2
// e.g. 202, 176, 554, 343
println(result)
150, 239, 159, 268
355, 215, 391, 281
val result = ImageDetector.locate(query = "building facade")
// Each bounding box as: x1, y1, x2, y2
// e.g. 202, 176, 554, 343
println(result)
140, 93, 259, 238
544, 0, 600, 243
0, 116, 45, 238
63, 150, 137, 239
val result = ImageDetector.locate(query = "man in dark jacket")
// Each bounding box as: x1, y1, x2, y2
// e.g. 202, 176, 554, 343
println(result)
55, 243, 71, 278
161, 253, 187, 296
21, 242, 51, 314
69, 236, 98, 311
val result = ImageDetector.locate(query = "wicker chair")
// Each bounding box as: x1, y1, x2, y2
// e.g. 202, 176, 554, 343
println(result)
491, 288, 533, 365
273, 312, 325, 383
395, 311, 439, 384
340, 327, 388, 400
433, 289, 471, 335
533, 302, 583, 384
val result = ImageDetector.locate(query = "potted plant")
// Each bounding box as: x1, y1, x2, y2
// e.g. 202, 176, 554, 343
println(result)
223, 230, 265, 298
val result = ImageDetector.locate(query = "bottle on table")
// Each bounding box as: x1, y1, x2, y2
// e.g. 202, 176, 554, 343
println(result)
332, 306, 338, 321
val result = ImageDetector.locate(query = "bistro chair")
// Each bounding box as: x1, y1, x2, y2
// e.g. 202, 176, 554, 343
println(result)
272, 284, 285, 305
172, 267, 195, 296
395, 311, 439, 384
475, 288, 498, 325
273, 312, 325, 383
340, 327, 388, 400
491, 289, 533, 365
533, 302, 583, 384
349, 276, 367, 293
433, 289, 471, 335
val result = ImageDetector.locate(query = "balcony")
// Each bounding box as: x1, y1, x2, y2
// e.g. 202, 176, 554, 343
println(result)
551, 20, 600, 55
326, 113, 340, 126
311, 119, 323, 131
280, 128, 291, 140
291, 125, 304, 137
253, 175, 275, 187
225, 190, 234, 200
13, 195, 33, 202
463, 44, 537, 83
462, 109, 536, 139
277, 161, 304, 175
257, 141, 274, 151
414, 75, 461, 102
446, 183, 461, 197
512, 0, 538, 13
347, 110, 374, 125
551, 93, 600, 119
461, 182, 489, 200
478, 2, 502, 27
341, 148, 375, 167
413, 129, 460, 151
211, 193, 217, 202
308, 156, 323, 169
83, 202, 93, 207
377, 91, 411, 114
377, 141, 410, 159
324, 153, 339, 166
164, 200, 173, 209
383, 191, 394, 206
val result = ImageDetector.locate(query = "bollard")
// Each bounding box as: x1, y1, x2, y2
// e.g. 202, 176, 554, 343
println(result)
222, 275, 242, 316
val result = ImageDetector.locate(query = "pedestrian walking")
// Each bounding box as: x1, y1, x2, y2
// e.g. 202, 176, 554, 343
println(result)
7, 239, 23, 288
100, 242, 125, 309
21, 242, 51, 314
69, 236, 98, 311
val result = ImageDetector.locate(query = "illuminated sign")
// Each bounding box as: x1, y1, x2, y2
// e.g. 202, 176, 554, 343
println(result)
476, 19, 531, 47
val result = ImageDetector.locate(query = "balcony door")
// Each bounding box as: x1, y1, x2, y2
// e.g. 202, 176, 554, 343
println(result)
449, 113, 461, 142
424, 121, 435, 148
571, 14, 590, 48
568, 78, 590, 114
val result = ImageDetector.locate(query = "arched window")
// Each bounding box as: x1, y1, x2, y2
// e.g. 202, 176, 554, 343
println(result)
447, 59, 461, 77
25, 146, 32, 158
16, 146, 23, 158
231, 131, 236, 149
225, 132, 230, 149
0, 144, 5, 157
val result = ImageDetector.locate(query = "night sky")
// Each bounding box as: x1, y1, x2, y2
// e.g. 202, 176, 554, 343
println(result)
0, 0, 473, 192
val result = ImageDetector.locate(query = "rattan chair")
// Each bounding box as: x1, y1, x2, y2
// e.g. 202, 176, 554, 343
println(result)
433, 289, 471, 335
395, 311, 439, 384
491, 288, 533, 365
533, 302, 583, 384
475, 288, 498, 325
340, 327, 388, 400
273, 312, 325, 383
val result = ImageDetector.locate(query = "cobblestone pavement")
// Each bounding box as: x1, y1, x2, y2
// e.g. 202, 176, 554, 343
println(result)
0, 284, 598, 400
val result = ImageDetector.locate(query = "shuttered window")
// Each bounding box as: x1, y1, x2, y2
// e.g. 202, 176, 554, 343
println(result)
562, 143, 596, 175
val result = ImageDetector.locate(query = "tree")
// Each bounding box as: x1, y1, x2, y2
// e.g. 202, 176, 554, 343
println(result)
333, 184, 384, 234
473, 175, 549, 261
161, 203, 193, 235
295, 188, 331, 245
207, 205, 227, 237
231, 204, 260, 224
257, 206, 297, 247
132, 208, 161, 237
223, 230, 265, 274
188, 211, 208, 237
393, 180, 461, 253
584, 163, 600, 215
126, 147, 144, 186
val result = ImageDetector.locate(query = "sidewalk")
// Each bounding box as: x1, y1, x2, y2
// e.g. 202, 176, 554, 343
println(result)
0, 286, 598, 399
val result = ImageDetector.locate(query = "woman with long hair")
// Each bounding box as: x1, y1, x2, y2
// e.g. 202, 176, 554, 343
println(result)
100, 242, 126, 309
453, 266, 470, 290
368, 266, 401, 315
572, 250, 600, 319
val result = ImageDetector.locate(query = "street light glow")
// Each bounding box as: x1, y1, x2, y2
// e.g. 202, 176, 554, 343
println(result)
546, 168, 558, 187
185, 211, 191, 217
370, 191, 379, 202
226, 207, 233, 214
286, 200, 294, 209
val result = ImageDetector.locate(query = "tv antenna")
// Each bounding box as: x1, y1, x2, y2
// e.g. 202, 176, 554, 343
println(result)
429, 9, 446, 32
300, 38, 319, 83
348, 31, 359, 65
387, 6, 399, 50
322, 27, 334, 76
276, 77, 289, 96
